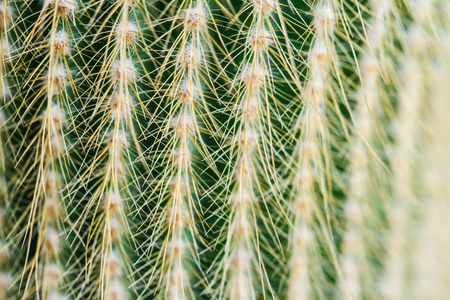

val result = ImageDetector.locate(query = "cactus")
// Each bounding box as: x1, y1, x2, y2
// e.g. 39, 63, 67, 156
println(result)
1, 0, 449, 299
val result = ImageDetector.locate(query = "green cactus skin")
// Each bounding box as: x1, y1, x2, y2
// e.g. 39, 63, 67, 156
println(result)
0, 0, 449, 299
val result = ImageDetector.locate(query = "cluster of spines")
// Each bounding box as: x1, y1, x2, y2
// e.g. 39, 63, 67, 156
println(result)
5, 0, 79, 298
208, 0, 309, 298
156, 3, 205, 299
74, 0, 145, 298
286, 2, 339, 299
135, 2, 215, 299
219, 6, 272, 300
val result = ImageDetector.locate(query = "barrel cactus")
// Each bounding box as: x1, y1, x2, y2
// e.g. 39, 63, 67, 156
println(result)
0, 0, 449, 299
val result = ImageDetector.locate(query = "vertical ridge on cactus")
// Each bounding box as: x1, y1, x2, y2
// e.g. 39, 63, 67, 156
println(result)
338, 1, 393, 299
1, 0, 450, 299
3, 0, 82, 298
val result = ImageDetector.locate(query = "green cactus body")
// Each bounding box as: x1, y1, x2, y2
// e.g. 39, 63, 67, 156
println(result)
0, 0, 449, 299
